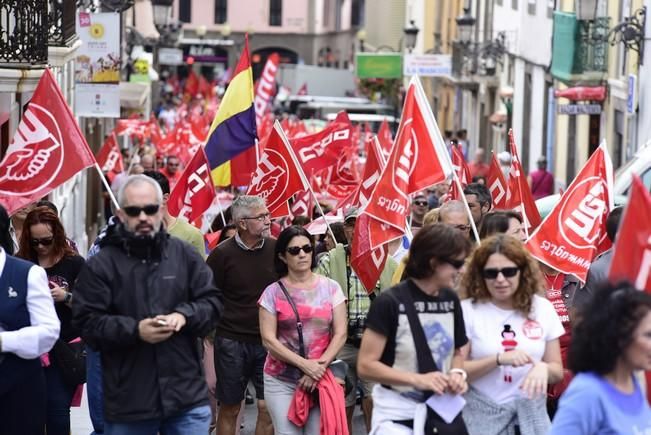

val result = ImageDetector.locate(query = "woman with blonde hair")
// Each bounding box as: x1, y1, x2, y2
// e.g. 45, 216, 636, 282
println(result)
460, 234, 564, 435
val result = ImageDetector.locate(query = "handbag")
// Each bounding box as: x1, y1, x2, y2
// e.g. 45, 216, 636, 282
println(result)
277, 280, 353, 395
394, 281, 469, 435
52, 338, 87, 388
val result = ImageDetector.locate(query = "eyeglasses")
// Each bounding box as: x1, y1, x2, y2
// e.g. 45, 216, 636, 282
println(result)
286, 244, 313, 256
413, 200, 428, 207
242, 212, 271, 222
30, 237, 54, 247
442, 258, 465, 269
454, 224, 471, 232
122, 204, 160, 217
482, 267, 520, 280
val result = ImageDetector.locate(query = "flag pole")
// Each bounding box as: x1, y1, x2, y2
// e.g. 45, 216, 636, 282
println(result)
94, 163, 120, 210
452, 173, 480, 244
275, 122, 337, 243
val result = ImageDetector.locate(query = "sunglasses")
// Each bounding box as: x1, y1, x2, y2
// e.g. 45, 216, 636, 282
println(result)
482, 267, 520, 280
286, 244, 314, 256
443, 258, 465, 269
30, 237, 54, 247
413, 200, 428, 207
122, 204, 160, 217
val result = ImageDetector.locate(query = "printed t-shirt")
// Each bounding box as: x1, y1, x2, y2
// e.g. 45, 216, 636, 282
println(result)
258, 275, 346, 383
462, 295, 564, 404
365, 280, 467, 398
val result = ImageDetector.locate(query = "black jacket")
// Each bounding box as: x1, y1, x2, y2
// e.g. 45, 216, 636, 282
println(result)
73, 224, 222, 422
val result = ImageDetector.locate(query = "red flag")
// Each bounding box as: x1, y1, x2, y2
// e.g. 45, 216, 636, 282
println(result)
96, 132, 124, 174
363, 76, 454, 249
115, 118, 146, 136
377, 118, 393, 161
290, 189, 314, 219
506, 130, 542, 231
487, 152, 508, 208
147, 113, 162, 148
0, 69, 96, 215
326, 147, 360, 186
254, 53, 280, 126
297, 82, 308, 96
449, 144, 472, 200
290, 111, 353, 175
348, 136, 386, 208
351, 213, 389, 294
184, 70, 199, 97
167, 147, 216, 223
525, 143, 614, 283
247, 121, 309, 216
608, 176, 651, 291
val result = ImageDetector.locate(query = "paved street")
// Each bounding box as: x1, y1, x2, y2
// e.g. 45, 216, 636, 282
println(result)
71, 386, 367, 435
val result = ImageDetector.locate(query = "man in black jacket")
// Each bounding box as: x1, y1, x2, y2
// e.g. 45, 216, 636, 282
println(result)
73, 174, 222, 434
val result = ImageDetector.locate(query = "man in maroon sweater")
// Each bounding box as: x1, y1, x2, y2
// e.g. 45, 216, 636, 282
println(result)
206, 195, 278, 435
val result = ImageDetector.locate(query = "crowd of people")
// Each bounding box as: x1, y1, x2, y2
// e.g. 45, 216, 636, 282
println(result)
0, 161, 647, 435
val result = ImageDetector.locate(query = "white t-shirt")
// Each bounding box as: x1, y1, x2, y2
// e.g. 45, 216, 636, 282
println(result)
462, 295, 564, 404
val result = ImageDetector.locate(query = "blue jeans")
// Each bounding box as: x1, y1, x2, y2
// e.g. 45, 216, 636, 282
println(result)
44, 360, 75, 435
86, 347, 104, 434
105, 405, 211, 435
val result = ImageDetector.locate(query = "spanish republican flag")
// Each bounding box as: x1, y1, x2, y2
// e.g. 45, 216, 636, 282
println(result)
205, 35, 257, 186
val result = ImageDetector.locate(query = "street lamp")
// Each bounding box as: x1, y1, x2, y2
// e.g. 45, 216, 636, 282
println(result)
151, 0, 174, 27
196, 24, 207, 39
403, 20, 419, 53
605, 6, 646, 64
356, 28, 367, 52
455, 8, 476, 45
220, 23, 232, 39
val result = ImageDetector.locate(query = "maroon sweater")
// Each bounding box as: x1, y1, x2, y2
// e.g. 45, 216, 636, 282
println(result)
206, 237, 278, 344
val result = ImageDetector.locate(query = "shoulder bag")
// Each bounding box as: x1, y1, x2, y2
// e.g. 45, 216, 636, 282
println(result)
276, 280, 352, 395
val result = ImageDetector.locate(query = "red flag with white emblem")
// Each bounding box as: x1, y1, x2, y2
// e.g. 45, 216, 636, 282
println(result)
254, 53, 280, 126
347, 136, 386, 208
290, 111, 353, 175
506, 130, 542, 231
525, 142, 614, 283
449, 144, 472, 200
377, 118, 394, 161
96, 132, 124, 175
487, 152, 509, 208
247, 121, 309, 217
351, 213, 389, 294
362, 76, 454, 249
290, 189, 314, 219
0, 69, 96, 214
167, 147, 216, 223
608, 175, 651, 291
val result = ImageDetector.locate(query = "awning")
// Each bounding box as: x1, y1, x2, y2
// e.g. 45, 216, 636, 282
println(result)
119, 81, 150, 110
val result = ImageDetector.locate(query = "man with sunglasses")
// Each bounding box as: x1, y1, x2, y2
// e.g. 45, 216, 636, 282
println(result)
160, 155, 182, 189
206, 195, 277, 435
409, 193, 430, 233
73, 175, 222, 434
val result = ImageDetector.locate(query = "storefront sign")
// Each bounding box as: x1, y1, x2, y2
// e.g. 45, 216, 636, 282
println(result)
557, 104, 602, 115
158, 47, 184, 66
403, 54, 451, 77
356, 53, 403, 79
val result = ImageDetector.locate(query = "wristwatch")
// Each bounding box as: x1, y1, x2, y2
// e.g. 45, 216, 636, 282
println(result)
63, 292, 72, 303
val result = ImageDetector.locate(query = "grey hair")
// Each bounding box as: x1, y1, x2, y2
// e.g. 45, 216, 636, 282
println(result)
117, 174, 164, 207
439, 200, 467, 220
231, 195, 266, 222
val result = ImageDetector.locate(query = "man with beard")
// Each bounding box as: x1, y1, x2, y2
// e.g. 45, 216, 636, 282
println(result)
73, 175, 222, 434
206, 195, 277, 435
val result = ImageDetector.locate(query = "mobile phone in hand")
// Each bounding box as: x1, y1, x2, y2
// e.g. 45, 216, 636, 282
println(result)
155, 319, 168, 326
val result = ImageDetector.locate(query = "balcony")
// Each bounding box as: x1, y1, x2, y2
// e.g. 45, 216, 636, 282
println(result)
0, 0, 49, 67
48, 0, 77, 46
551, 11, 609, 84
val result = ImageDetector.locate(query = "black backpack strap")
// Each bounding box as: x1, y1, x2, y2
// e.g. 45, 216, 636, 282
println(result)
393, 281, 439, 373
277, 280, 306, 358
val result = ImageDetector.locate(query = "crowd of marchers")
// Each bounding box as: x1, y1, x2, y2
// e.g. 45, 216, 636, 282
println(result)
0, 170, 649, 435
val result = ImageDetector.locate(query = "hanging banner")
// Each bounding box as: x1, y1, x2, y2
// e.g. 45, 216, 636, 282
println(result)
75, 12, 120, 117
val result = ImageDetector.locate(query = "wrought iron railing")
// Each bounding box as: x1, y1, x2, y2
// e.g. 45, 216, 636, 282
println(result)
577, 17, 609, 73
49, 0, 77, 46
0, 0, 48, 66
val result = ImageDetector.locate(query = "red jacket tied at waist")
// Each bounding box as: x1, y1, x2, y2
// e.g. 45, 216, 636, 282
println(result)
288, 370, 349, 435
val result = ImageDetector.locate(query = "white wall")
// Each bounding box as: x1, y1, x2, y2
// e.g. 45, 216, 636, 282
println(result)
637, 0, 651, 149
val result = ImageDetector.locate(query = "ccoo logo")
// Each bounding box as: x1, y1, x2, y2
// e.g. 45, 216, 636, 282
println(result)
558, 176, 609, 250
0, 103, 63, 196
248, 149, 289, 211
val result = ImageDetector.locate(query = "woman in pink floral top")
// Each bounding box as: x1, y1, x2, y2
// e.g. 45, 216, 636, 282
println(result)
259, 225, 347, 434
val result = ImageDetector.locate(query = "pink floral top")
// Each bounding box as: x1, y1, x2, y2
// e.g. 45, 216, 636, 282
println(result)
258, 275, 346, 383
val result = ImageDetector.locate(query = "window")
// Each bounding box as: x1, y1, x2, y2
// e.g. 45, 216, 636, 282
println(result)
528, 0, 535, 15
512, 0, 518, 10
351, 0, 364, 26
269, 0, 282, 26
497, 0, 503, 5
179, 0, 191, 23
547, 0, 554, 18
214, 0, 227, 24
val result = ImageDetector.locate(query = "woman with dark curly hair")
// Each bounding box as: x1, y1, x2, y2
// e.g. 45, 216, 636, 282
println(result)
17, 206, 85, 435
459, 234, 564, 435
550, 282, 651, 434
